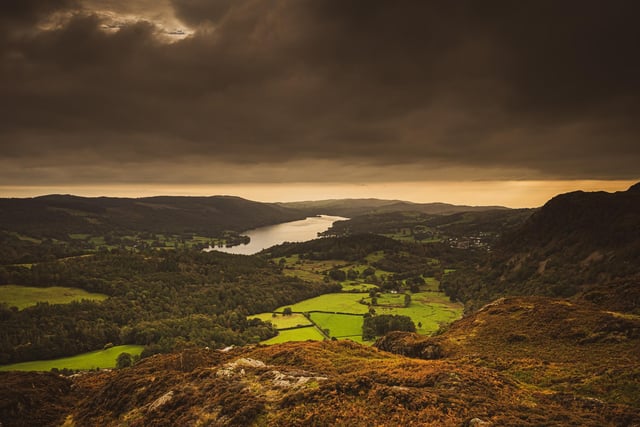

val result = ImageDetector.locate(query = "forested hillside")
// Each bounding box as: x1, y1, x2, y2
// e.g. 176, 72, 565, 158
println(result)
0, 195, 304, 237
0, 195, 308, 264
441, 183, 640, 312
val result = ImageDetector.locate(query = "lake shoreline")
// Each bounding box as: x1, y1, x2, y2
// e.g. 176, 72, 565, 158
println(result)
202, 215, 348, 255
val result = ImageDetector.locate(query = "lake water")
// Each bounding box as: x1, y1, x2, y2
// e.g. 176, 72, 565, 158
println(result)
203, 215, 347, 255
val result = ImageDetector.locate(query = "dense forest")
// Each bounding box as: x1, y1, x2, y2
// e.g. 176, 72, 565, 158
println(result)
0, 250, 340, 364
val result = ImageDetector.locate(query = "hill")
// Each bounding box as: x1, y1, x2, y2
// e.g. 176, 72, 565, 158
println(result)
0, 195, 309, 264
376, 296, 640, 409
441, 183, 640, 312
321, 209, 533, 248
502, 184, 640, 252
278, 198, 508, 217
0, 195, 305, 238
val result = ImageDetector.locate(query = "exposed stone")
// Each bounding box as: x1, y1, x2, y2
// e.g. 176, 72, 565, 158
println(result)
266, 369, 327, 389
468, 417, 491, 426
216, 357, 267, 377
148, 391, 174, 412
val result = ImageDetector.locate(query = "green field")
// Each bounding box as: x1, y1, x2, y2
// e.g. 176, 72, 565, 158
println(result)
252, 312, 312, 329
0, 285, 108, 310
0, 345, 144, 371
309, 312, 364, 342
372, 292, 462, 334
371, 292, 406, 306
254, 290, 463, 344
284, 293, 370, 314
423, 277, 440, 291
364, 251, 385, 263
8, 232, 41, 243
262, 327, 326, 344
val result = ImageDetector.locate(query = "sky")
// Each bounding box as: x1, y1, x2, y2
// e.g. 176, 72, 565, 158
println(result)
1, 1, 638, 207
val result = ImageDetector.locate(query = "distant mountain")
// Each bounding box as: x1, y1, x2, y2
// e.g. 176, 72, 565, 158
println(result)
278, 198, 508, 217
0, 195, 306, 237
441, 183, 640, 312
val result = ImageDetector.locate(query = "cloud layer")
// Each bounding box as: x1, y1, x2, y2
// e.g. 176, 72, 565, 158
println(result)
1, 0, 639, 185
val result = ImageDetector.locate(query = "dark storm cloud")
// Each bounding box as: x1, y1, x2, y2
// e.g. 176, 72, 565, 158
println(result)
0, 0, 77, 27
1, 0, 639, 185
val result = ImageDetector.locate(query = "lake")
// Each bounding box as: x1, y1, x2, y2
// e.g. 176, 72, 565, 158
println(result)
203, 215, 347, 255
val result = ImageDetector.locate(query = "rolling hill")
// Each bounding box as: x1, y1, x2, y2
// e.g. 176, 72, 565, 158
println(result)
0, 195, 306, 238
278, 198, 508, 217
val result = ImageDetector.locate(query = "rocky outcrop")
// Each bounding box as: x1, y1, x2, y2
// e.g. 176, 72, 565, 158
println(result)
374, 331, 446, 359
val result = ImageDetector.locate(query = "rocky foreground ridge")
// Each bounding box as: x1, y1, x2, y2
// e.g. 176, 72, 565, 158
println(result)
2, 296, 639, 426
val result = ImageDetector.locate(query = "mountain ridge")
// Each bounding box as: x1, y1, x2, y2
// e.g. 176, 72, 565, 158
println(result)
278, 198, 509, 217
441, 182, 640, 312
0, 195, 306, 237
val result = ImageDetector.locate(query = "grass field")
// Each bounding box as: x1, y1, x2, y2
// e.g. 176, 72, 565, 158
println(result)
373, 292, 462, 334
371, 293, 406, 306
254, 289, 463, 344
279, 257, 347, 282
0, 285, 108, 310
251, 313, 312, 329
284, 293, 370, 314
262, 327, 326, 344
0, 345, 144, 371
8, 232, 41, 243
364, 251, 385, 263
309, 312, 364, 342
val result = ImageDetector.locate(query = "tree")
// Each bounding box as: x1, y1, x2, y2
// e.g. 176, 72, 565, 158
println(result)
116, 352, 133, 369
404, 293, 411, 307
362, 314, 416, 340
362, 267, 376, 277
329, 269, 346, 281
282, 307, 293, 316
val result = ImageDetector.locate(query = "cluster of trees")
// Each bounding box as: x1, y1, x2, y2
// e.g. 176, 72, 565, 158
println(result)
0, 249, 340, 364
0, 232, 88, 265
264, 234, 402, 261
362, 314, 416, 340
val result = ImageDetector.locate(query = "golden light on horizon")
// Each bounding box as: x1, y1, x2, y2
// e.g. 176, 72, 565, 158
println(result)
0, 180, 635, 209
